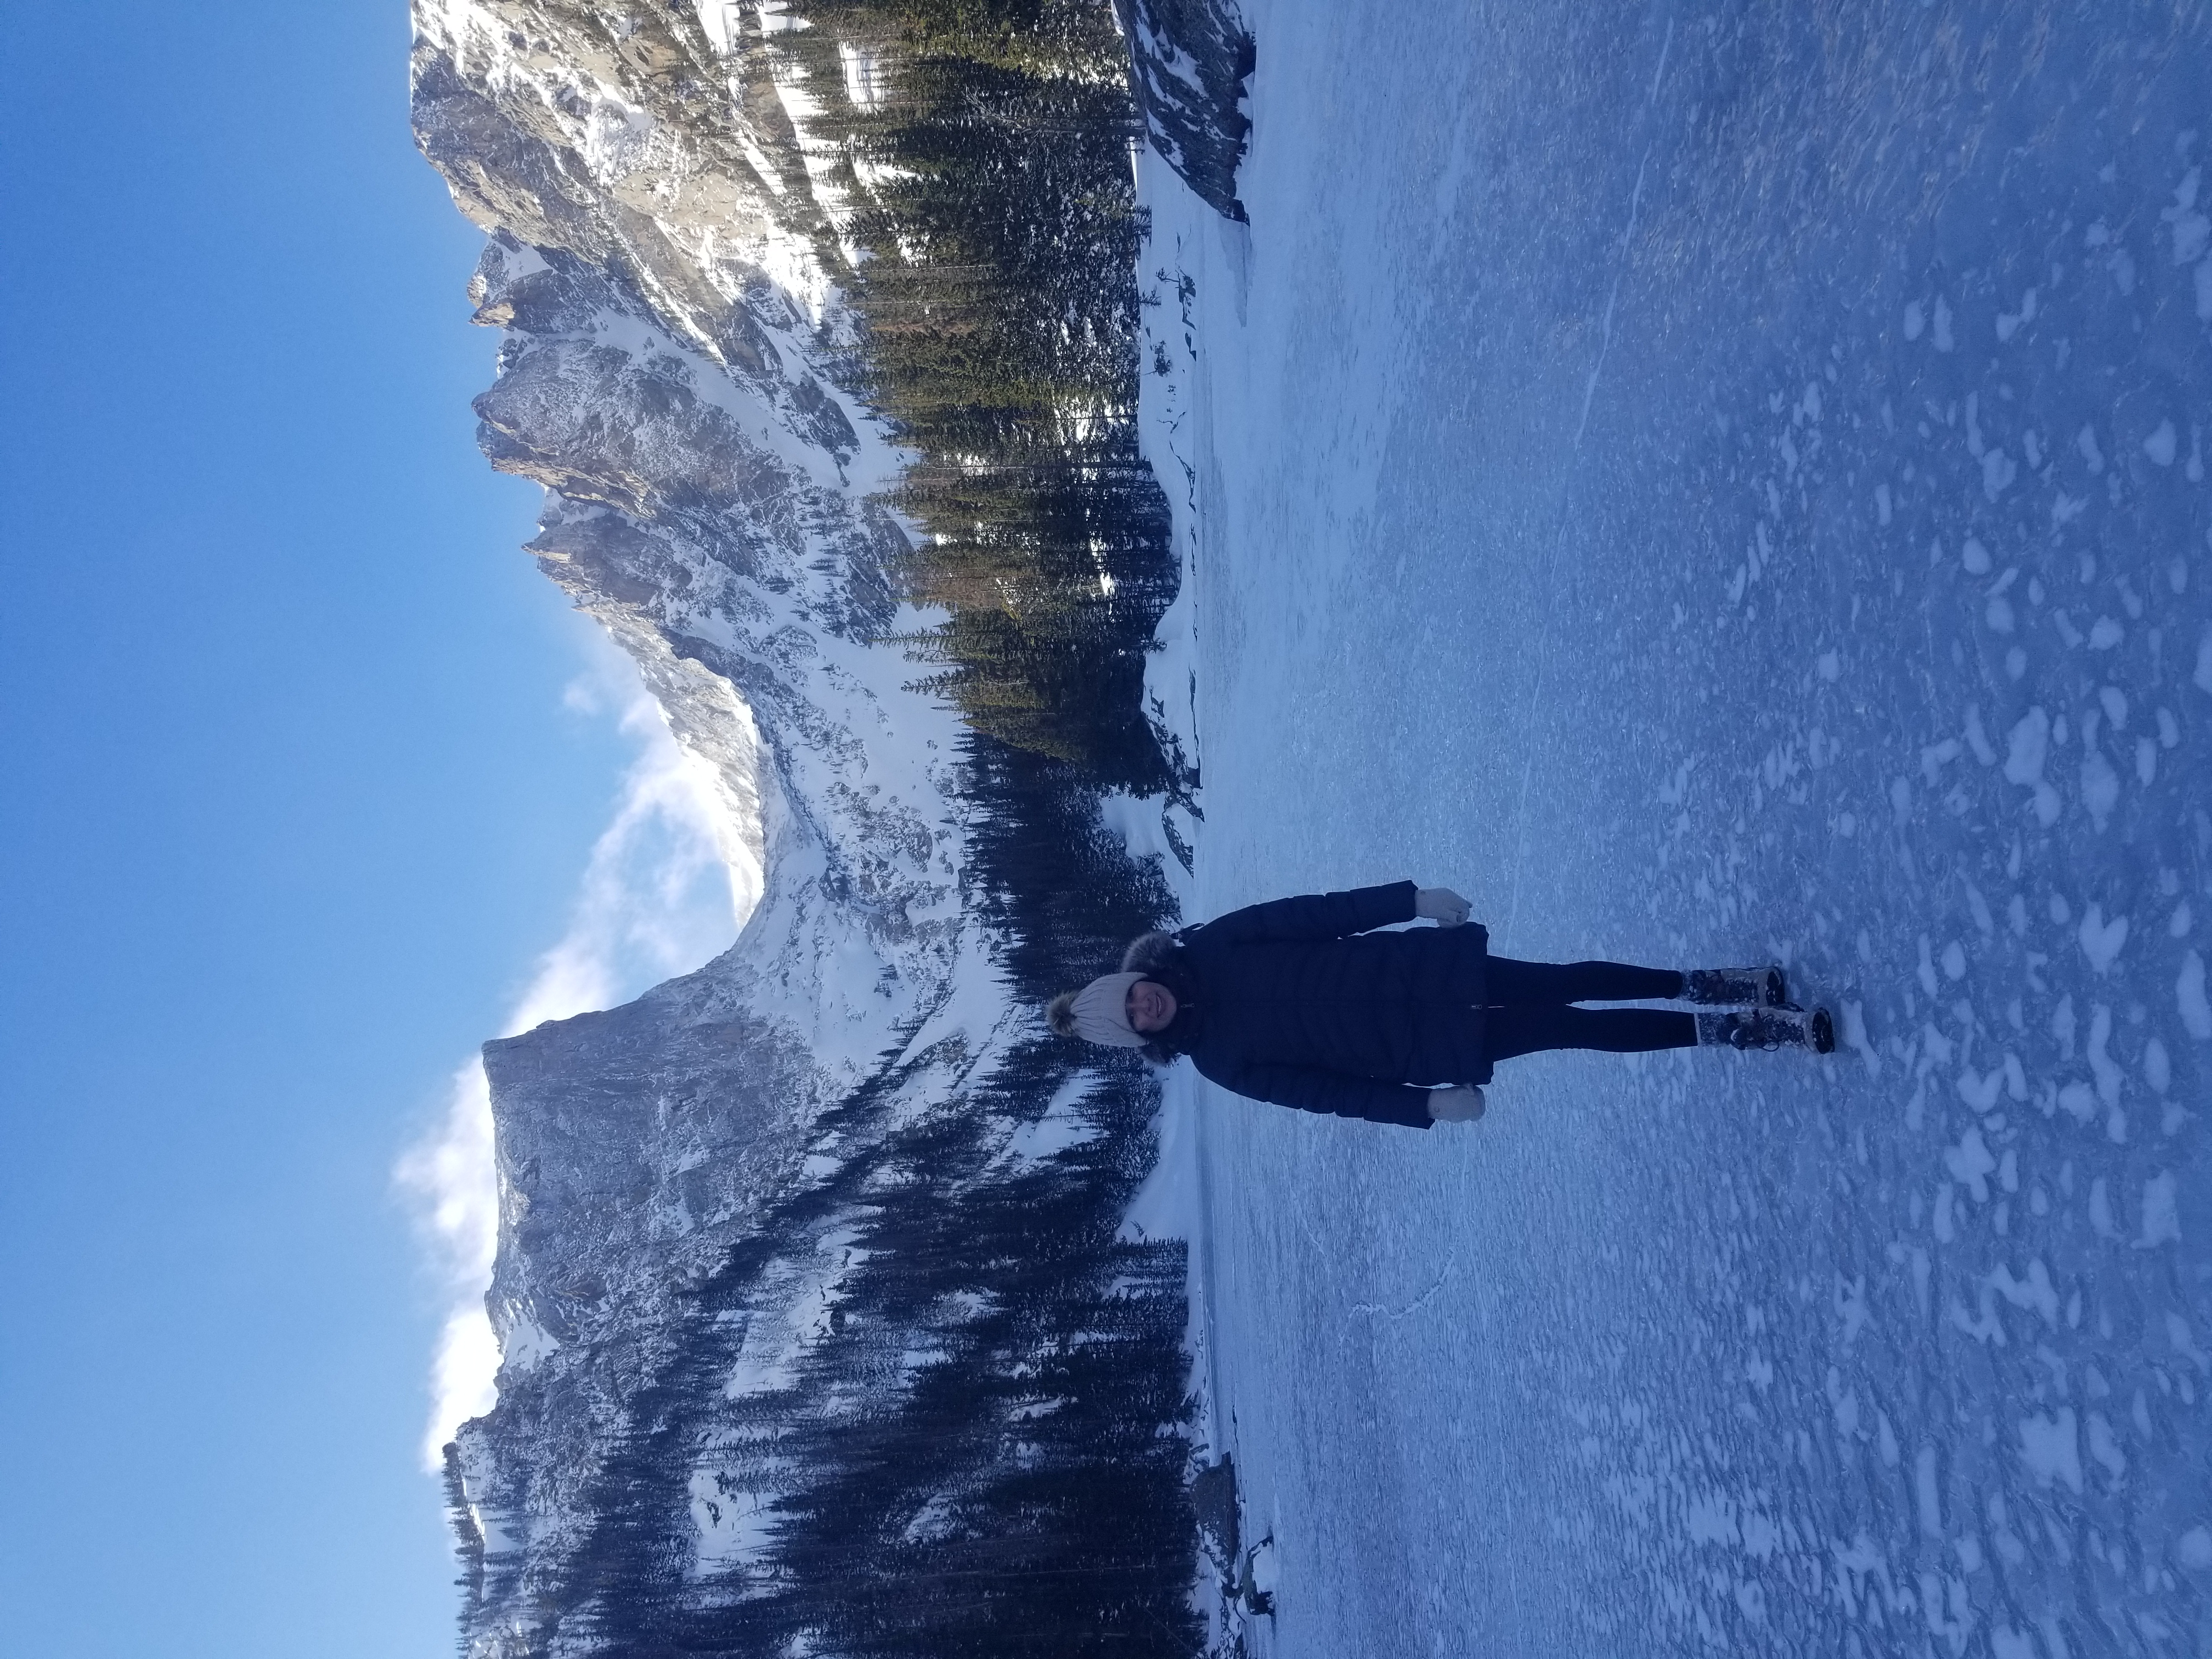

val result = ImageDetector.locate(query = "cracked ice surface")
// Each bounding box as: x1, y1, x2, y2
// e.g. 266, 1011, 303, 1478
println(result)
1143, 2, 2212, 1653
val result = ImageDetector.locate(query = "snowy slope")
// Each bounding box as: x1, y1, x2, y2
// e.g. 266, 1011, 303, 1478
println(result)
1140, 2, 2212, 1654
409, 3, 1228, 1651
409, 2, 1026, 1646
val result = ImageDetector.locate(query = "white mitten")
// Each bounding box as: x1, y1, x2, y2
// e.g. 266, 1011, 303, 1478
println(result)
1414, 886, 1471, 926
1427, 1085, 1486, 1122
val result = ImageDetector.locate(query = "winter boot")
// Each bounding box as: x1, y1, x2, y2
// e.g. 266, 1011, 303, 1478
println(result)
1683, 965, 1790, 1008
1696, 1006, 1835, 1053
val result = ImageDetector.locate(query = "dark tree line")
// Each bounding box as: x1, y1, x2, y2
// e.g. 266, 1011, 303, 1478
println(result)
789, 0, 1181, 786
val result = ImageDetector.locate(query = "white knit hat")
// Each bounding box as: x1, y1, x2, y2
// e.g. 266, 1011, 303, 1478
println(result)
1069, 971, 1148, 1047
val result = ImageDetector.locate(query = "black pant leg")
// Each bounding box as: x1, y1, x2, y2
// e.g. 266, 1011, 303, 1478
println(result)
1481, 1003, 1697, 1064
1485, 956, 1685, 1003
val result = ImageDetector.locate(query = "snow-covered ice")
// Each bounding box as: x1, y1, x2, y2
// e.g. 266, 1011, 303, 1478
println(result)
1137, 3, 2212, 1652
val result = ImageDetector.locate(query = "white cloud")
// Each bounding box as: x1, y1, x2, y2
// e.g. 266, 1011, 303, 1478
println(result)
397, 633, 762, 1468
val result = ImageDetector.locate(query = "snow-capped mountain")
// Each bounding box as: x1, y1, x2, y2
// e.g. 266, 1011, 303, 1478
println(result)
411, 0, 973, 1026
413, 0, 984, 1629
408, 3, 1217, 1654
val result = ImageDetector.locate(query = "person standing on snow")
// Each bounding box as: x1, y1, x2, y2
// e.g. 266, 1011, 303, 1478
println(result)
1045, 881, 1834, 1127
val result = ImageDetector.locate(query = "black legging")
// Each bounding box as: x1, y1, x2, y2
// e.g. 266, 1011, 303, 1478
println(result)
1479, 958, 1696, 1064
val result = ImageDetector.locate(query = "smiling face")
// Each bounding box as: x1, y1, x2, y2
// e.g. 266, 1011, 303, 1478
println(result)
1125, 978, 1178, 1034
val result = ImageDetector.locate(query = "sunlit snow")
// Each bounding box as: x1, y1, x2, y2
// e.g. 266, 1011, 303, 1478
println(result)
1132, 2, 2212, 1651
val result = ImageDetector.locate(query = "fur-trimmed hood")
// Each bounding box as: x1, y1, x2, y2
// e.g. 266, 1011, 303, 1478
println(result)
1119, 930, 1183, 975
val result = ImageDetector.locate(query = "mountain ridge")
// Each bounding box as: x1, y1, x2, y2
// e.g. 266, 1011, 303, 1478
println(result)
409, 1, 1245, 1649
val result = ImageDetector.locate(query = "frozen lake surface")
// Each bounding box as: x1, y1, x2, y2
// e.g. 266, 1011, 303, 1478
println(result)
1140, 2, 2212, 1653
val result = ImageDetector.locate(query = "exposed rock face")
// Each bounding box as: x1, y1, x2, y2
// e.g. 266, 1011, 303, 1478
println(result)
413, 0, 846, 364
411, 0, 964, 974
410, 6, 1199, 1656
413, 1, 986, 1646
1112, 0, 1254, 221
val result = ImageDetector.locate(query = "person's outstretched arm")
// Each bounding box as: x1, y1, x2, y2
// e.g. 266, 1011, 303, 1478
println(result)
1208, 1057, 1439, 1129
1194, 881, 1420, 945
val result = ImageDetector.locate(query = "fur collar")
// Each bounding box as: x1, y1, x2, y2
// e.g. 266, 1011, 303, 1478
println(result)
1119, 929, 1182, 975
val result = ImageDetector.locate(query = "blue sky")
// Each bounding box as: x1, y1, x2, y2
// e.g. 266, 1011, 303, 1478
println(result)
0, 3, 735, 1654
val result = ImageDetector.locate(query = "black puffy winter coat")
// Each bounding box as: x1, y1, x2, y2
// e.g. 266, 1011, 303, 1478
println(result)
1162, 881, 1491, 1130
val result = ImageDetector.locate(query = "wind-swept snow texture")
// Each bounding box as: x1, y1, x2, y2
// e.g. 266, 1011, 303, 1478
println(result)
1140, 2, 2212, 1654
